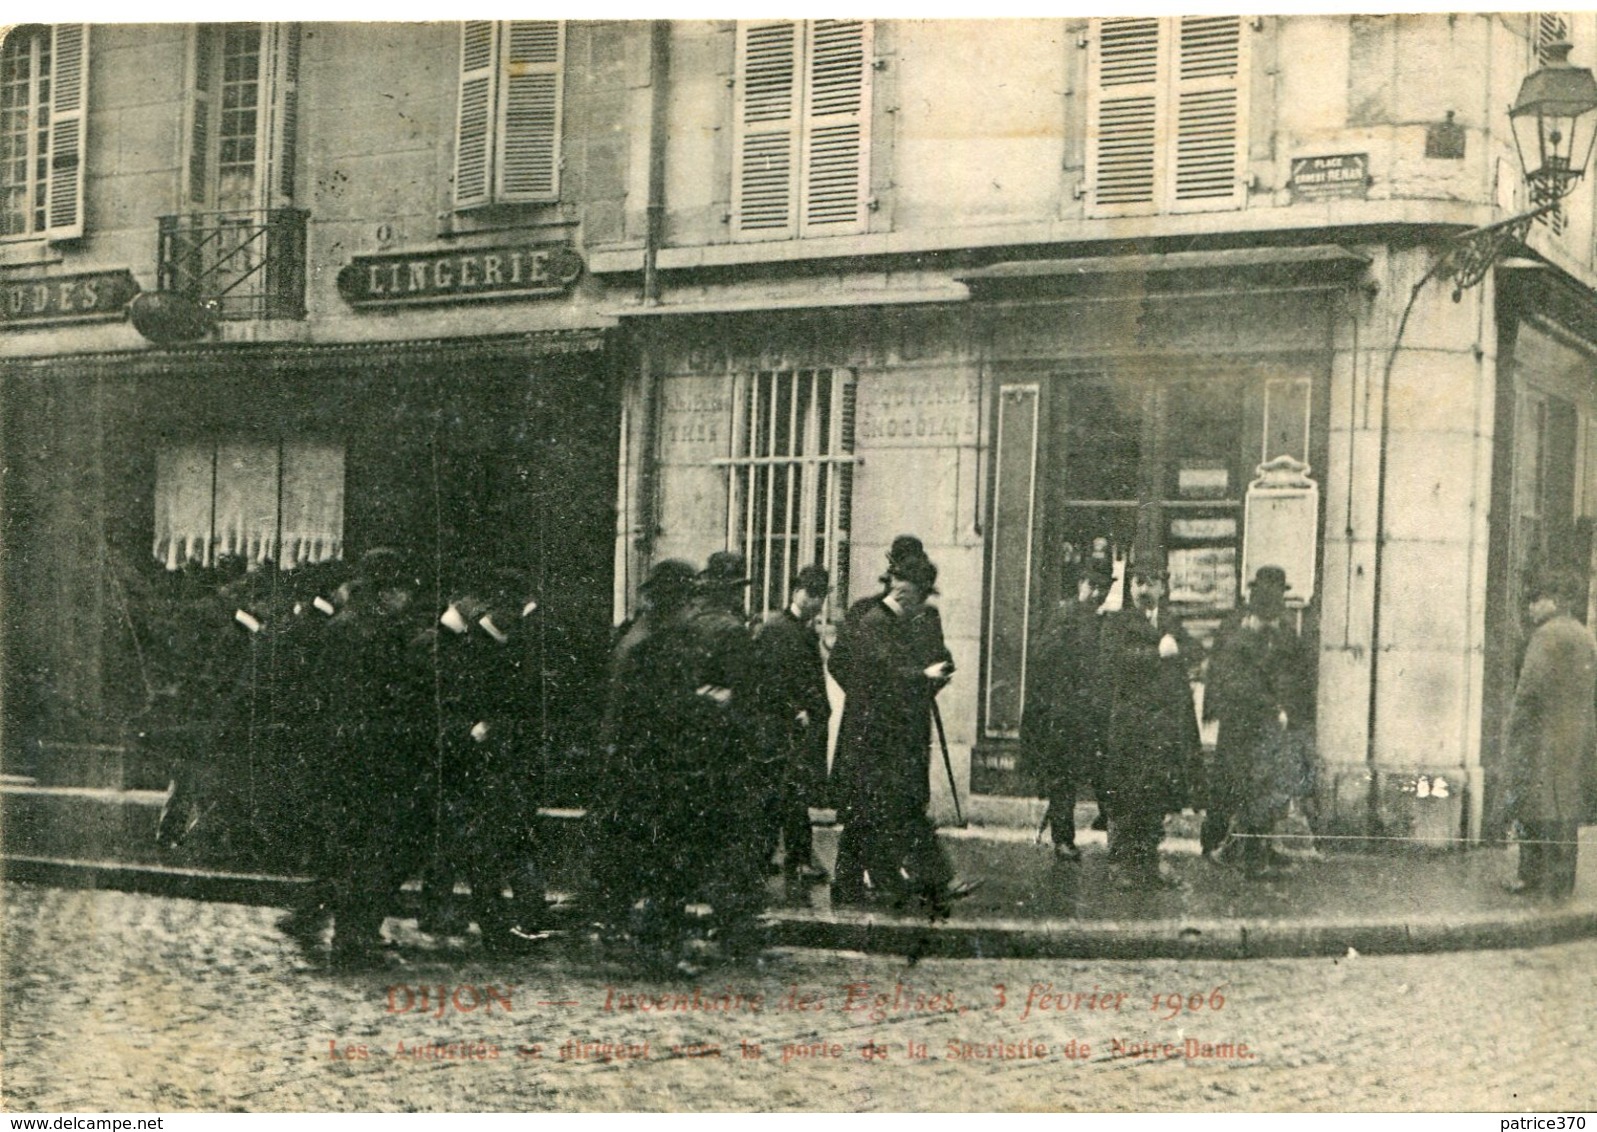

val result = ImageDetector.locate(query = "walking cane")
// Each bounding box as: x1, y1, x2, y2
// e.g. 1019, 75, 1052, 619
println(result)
931, 700, 966, 828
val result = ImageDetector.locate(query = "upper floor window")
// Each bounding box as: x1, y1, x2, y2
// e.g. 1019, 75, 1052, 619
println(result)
1, 25, 88, 241
185, 23, 299, 211
732, 20, 873, 241
454, 21, 565, 208
1085, 15, 1250, 217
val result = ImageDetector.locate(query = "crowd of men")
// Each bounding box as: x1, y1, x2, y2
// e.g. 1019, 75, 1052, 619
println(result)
137, 526, 1591, 970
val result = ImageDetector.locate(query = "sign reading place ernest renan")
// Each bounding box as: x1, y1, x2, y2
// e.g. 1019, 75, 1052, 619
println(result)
1288, 153, 1370, 201
336, 244, 583, 308
1, 269, 140, 326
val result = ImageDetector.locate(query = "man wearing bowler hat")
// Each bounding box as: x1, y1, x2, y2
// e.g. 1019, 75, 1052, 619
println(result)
753, 564, 834, 894
1202, 565, 1314, 878
1503, 569, 1597, 899
1098, 551, 1201, 890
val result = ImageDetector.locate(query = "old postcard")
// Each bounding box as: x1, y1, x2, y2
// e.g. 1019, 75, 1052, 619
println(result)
2, 11, 1595, 1114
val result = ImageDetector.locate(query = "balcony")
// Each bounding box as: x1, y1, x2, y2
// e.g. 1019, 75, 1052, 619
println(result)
157, 208, 308, 321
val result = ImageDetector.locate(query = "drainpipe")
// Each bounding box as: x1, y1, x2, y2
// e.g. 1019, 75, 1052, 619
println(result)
642, 19, 670, 308
631, 20, 671, 602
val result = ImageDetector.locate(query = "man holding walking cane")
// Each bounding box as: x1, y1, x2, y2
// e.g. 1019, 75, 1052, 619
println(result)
828, 541, 977, 915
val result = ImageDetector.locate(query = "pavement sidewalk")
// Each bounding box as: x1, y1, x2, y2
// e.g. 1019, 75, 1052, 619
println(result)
5, 784, 1594, 959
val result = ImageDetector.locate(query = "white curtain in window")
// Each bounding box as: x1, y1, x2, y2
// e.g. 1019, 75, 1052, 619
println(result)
152, 444, 215, 569
279, 441, 344, 568
214, 442, 281, 564
152, 440, 344, 570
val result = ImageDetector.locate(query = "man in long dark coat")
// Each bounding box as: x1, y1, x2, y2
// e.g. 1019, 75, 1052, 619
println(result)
752, 564, 833, 892
589, 559, 700, 937
1022, 558, 1114, 861
1201, 566, 1314, 877
829, 551, 958, 912
1504, 570, 1597, 899
1099, 557, 1201, 890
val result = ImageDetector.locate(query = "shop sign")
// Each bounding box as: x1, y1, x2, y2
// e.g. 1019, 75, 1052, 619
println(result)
336, 244, 583, 308
1, 268, 140, 327
1289, 153, 1369, 201
1241, 455, 1319, 606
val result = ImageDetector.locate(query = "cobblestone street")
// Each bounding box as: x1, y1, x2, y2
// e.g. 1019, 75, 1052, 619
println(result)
2, 882, 1591, 1112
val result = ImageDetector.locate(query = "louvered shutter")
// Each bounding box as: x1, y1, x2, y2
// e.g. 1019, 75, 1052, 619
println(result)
497, 20, 562, 202
262, 23, 300, 205
1536, 12, 1571, 63
45, 24, 88, 238
799, 19, 871, 236
1169, 15, 1247, 212
1086, 17, 1163, 216
733, 21, 802, 240
454, 21, 499, 208
984, 382, 1042, 739
185, 26, 214, 206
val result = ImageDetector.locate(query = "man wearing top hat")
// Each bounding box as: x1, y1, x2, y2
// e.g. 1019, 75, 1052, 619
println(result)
1098, 552, 1201, 890
1022, 556, 1115, 862
752, 564, 834, 893
828, 547, 963, 912
1202, 565, 1315, 878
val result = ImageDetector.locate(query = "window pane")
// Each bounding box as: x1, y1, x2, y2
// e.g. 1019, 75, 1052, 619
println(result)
1061, 377, 1142, 501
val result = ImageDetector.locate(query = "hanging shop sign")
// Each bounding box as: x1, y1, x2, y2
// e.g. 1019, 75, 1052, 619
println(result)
336, 244, 584, 308
1, 268, 140, 327
1241, 455, 1319, 606
1289, 153, 1370, 201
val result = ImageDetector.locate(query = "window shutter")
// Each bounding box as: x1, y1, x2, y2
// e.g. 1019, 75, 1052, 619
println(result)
186, 26, 214, 207
1086, 17, 1163, 215
45, 24, 88, 238
262, 23, 300, 205
497, 20, 562, 202
983, 382, 1042, 740
1536, 12, 1571, 63
733, 20, 802, 240
799, 19, 871, 236
1169, 15, 1247, 212
454, 21, 499, 209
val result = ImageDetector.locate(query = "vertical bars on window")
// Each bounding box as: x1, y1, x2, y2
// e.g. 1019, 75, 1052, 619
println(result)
719, 368, 855, 622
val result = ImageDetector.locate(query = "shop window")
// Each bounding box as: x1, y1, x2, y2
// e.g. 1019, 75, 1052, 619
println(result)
185, 23, 298, 211
1084, 15, 1250, 217
1, 25, 88, 241
454, 21, 564, 208
153, 440, 344, 571
732, 20, 873, 241
717, 368, 856, 621
981, 371, 1309, 750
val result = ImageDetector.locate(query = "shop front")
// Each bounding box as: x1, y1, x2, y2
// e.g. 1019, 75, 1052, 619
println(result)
0, 331, 619, 804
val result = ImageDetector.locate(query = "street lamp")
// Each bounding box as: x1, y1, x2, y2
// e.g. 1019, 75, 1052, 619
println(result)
1510, 41, 1597, 208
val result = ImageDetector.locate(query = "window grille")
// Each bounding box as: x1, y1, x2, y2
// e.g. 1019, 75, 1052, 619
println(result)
714, 369, 857, 621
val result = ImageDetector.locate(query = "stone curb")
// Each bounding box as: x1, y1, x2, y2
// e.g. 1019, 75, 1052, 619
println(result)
8, 853, 1595, 961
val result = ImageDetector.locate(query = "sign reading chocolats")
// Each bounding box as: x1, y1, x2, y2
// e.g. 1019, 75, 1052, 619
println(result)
337, 244, 583, 308
1, 269, 140, 326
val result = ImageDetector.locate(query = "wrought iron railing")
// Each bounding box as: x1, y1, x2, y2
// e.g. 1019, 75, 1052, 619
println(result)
157, 208, 308, 321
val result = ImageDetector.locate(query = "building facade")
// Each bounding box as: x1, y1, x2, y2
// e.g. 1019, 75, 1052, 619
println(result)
6, 16, 1597, 840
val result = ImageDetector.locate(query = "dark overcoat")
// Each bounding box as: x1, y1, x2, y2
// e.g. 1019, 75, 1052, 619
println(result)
1505, 612, 1597, 825
1099, 606, 1200, 816
752, 608, 831, 792
1020, 598, 1105, 785
828, 597, 952, 821
1204, 614, 1315, 821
